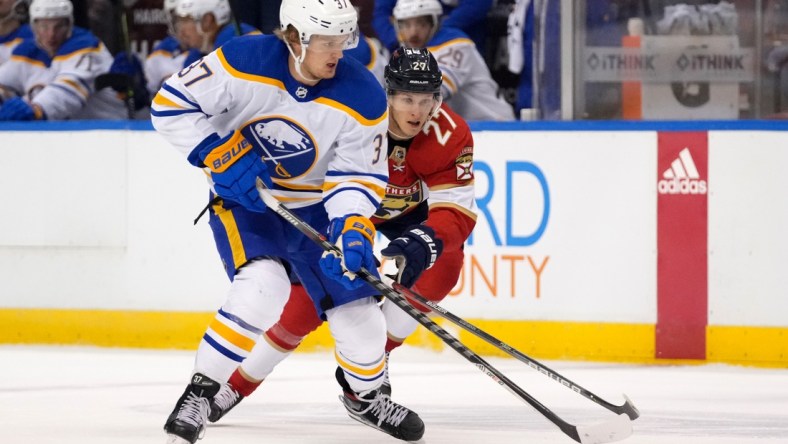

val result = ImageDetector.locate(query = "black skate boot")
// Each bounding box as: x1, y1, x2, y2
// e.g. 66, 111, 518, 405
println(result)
163, 373, 221, 444
335, 367, 424, 442
208, 382, 244, 423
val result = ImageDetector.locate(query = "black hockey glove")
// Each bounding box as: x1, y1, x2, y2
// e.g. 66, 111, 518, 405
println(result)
381, 225, 443, 288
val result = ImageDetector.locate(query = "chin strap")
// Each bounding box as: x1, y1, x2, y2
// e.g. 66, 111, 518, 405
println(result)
284, 41, 320, 84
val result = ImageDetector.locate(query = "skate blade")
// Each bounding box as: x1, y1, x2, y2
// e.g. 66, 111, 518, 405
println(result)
165, 434, 193, 444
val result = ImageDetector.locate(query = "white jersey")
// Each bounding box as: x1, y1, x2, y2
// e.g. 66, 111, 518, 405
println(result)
145, 24, 260, 96
151, 34, 389, 221
144, 36, 201, 96
0, 27, 126, 120
428, 27, 515, 121
0, 24, 33, 66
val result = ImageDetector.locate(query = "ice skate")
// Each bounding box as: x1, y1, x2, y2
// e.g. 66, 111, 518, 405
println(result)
163, 373, 220, 444
380, 351, 392, 396
208, 382, 244, 423
337, 351, 391, 397
336, 367, 424, 442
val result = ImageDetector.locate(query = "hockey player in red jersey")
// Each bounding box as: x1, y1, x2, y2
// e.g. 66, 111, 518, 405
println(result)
208, 46, 478, 436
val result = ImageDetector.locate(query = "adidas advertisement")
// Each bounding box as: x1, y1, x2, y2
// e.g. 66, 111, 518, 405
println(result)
657, 147, 708, 195
656, 132, 708, 360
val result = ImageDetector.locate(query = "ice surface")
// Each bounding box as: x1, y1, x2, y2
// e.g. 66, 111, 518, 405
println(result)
2, 345, 787, 443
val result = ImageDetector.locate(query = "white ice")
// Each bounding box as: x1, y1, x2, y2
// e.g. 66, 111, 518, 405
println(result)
2, 345, 787, 444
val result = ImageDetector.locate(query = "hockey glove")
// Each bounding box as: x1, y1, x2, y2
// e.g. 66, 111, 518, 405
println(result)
198, 130, 273, 213
0, 97, 45, 121
381, 225, 443, 288
319, 215, 376, 290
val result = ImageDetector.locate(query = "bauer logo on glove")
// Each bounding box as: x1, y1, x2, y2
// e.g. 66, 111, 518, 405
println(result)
191, 130, 272, 213
319, 215, 377, 290
202, 133, 252, 173
381, 224, 443, 288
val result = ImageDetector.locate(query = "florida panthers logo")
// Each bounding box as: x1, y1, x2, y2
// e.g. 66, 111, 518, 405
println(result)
241, 117, 317, 179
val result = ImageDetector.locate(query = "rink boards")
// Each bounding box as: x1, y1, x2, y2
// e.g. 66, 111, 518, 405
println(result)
0, 120, 786, 367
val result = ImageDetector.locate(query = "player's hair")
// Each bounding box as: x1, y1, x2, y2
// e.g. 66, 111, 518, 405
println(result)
385, 46, 442, 95
392, 0, 442, 28
273, 24, 300, 46
174, 0, 231, 28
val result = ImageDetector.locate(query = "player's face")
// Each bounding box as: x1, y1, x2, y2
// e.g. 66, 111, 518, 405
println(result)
174, 16, 202, 50
33, 18, 70, 55
388, 91, 439, 138
396, 16, 433, 48
302, 34, 348, 80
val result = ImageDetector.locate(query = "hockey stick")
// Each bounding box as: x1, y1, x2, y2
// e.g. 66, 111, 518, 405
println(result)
255, 179, 634, 444
382, 278, 640, 420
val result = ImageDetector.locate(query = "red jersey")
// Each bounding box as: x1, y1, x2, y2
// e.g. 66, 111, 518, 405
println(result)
372, 105, 477, 252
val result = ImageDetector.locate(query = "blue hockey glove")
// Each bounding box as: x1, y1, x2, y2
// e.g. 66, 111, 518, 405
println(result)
381, 225, 443, 288
319, 215, 377, 290
0, 97, 44, 121
108, 51, 150, 109
198, 130, 273, 212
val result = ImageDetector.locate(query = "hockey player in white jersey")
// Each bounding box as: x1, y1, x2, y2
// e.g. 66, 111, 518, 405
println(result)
0, 0, 33, 66
392, 0, 515, 121
144, 0, 202, 96
0, 0, 126, 120
202, 47, 477, 431
145, 0, 258, 96
172, 0, 260, 53
152, 0, 424, 442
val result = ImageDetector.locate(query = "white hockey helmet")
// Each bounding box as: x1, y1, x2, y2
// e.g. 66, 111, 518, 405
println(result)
392, 0, 442, 26
28, 0, 72, 22
279, 0, 359, 49
174, 0, 231, 27
29, 0, 72, 41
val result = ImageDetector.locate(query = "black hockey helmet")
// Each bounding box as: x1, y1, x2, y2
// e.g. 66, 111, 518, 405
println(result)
384, 46, 442, 95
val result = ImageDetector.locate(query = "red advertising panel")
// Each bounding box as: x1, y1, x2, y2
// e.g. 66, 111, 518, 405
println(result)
656, 132, 708, 359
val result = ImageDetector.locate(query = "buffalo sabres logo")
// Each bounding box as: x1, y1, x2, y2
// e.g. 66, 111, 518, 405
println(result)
296, 86, 308, 98
390, 145, 407, 172
241, 117, 317, 179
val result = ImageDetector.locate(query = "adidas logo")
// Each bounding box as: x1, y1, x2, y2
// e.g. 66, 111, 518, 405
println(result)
657, 147, 707, 195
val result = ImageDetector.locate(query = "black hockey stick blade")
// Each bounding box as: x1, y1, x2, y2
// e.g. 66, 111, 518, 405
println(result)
255, 179, 635, 444
383, 277, 640, 420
